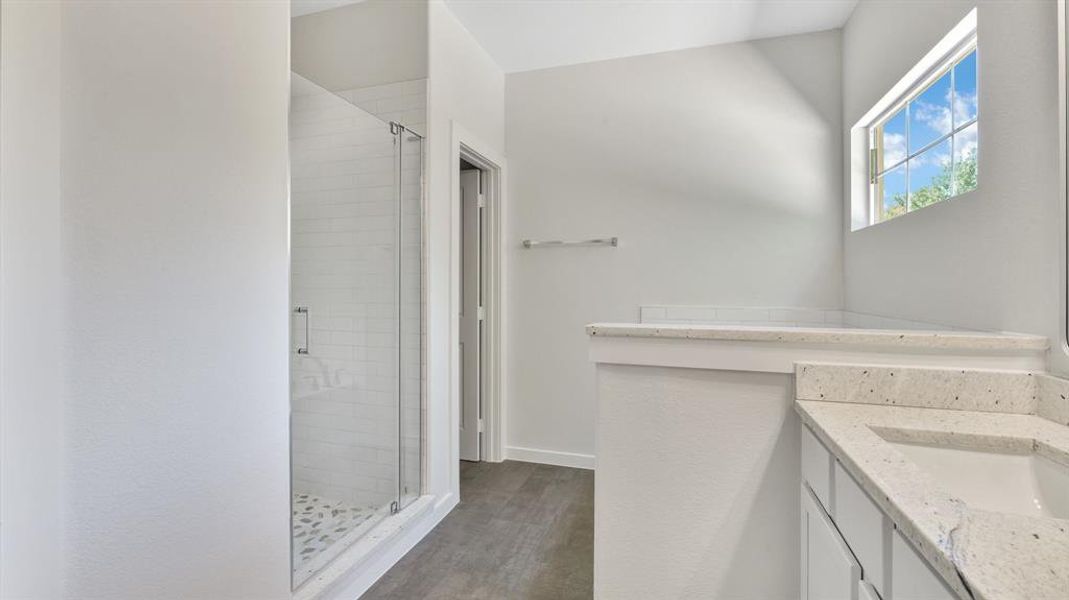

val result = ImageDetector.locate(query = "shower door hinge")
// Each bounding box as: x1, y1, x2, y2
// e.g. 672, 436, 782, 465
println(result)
389, 121, 403, 135
477, 305, 485, 321
390, 500, 400, 515
477, 418, 484, 433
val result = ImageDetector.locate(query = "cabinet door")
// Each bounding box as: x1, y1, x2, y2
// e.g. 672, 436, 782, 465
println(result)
891, 529, 957, 600
802, 483, 861, 600
802, 425, 834, 511
835, 462, 891, 598
858, 581, 881, 600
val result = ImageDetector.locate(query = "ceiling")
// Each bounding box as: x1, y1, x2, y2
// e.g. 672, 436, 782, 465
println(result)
291, 0, 366, 18
444, 0, 859, 73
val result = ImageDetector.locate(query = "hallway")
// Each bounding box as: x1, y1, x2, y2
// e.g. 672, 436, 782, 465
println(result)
363, 461, 594, 600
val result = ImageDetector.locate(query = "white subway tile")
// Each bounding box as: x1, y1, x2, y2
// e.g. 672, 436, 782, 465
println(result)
639, 306, 668, 322
664, 306, 718, 322
715, 307, 771, 322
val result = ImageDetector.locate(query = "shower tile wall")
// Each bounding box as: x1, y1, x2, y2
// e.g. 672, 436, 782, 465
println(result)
290, 75, 425, 509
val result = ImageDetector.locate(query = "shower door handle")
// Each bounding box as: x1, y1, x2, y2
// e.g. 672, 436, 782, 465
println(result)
294, 306, 310, 355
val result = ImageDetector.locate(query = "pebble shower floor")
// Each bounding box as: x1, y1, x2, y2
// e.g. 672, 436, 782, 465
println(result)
292, 492, 381, 585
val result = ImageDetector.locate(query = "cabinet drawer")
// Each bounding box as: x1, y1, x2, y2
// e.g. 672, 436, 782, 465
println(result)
801, 425, 833, 511
801, 484, 860, 600
892, 528, 956, 600
835, 462, 891, 598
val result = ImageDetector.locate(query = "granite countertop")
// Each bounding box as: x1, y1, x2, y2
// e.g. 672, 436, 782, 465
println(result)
796, 400, 1069, 600
586, 323, 1049, 351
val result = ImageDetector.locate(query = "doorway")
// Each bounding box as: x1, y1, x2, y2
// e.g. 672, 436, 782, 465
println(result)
455, 133, 505, 466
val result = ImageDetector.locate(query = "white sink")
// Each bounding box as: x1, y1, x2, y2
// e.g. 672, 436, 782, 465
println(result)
887, 440, 1069, 519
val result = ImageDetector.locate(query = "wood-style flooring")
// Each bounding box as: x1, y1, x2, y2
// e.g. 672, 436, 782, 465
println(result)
361, 460, 594, 600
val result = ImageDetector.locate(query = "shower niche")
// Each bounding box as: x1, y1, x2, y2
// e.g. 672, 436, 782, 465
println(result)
288, 73, 424, 587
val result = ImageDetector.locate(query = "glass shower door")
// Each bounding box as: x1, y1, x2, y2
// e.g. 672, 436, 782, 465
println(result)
289, 73, 403, 587
398, 126, 423, 510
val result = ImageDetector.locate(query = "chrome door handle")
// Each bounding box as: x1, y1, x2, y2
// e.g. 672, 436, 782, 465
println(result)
294, 306, 310, 354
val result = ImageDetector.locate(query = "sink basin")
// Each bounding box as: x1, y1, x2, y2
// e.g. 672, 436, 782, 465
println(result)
887, 440, 1069, 519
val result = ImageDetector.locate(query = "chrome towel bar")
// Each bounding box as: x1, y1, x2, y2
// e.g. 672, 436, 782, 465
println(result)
522, 237, 618, 249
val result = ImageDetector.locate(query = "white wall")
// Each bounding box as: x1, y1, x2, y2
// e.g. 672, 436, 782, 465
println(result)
505, 31, 843, 463
842, 0, 1066, 369
594, 365, 799, 599
292, 0, 428, 92
56, 2, 292, 597
426, 0, 505, 499
0, 2, 65, 597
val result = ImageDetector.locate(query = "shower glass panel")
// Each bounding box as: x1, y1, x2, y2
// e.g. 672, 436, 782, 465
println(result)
398, 127, 423, 510
288, 73, 422, 588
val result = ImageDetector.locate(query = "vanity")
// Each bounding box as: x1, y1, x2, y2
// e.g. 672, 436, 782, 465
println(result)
587, 322, 1056, 600
797, 363, 1069, 600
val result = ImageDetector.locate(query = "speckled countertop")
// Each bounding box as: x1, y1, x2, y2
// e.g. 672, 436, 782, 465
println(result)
796, 400, 1069, 600
586, 323, 1049, 351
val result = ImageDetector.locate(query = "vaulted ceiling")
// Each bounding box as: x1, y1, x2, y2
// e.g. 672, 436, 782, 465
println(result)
291, 0, 367, 18
444, 0, 859, 73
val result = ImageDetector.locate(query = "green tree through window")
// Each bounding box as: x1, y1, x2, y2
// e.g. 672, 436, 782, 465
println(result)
883, 149, 977, 219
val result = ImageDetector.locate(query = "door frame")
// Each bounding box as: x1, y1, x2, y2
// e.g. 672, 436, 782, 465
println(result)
450, 122, 506, 463
1059, 0, 1069, 364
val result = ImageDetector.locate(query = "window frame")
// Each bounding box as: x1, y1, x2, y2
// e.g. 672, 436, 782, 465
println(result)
867, 37, 979, 224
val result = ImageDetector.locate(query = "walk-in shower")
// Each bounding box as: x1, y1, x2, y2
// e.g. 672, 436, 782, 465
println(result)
288, 73, 424, 587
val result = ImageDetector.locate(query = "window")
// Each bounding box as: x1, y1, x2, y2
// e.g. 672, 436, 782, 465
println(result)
869, 43, 978, 223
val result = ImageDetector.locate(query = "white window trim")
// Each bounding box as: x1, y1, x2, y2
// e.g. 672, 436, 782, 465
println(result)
849, 8, 978, 231
869, 41, 977, 222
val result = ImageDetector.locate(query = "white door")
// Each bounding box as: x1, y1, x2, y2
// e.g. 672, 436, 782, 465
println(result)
459, 169, 481, 461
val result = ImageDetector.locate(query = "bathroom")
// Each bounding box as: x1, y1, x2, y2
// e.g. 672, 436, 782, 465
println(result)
0, 0, 1066, 599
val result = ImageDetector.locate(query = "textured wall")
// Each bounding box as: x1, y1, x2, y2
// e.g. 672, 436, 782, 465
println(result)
594, 365, 800, 599
291, 0, 428, 92
505, 31, 843, 463
426, 0, 507, 499
59, 2, 292, 596
0, 2, 64, 596
842, 0, 1066, 371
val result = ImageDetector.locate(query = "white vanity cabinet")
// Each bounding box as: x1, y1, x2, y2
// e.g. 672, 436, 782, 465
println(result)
891, 529, 960, 600
834, 461, 890, 596
858, 581, 882, 600
801, 424, 958, 600
801, 482, 860, 600
802, 425, 834, 510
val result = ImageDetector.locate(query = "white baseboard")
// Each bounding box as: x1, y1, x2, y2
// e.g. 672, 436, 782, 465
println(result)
505, 446, 596, 470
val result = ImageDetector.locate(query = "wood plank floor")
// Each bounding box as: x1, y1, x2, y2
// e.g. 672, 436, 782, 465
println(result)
362, 460, 594, 600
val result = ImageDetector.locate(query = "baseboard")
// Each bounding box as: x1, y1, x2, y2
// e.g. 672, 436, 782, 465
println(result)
505, 446, 596, 470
